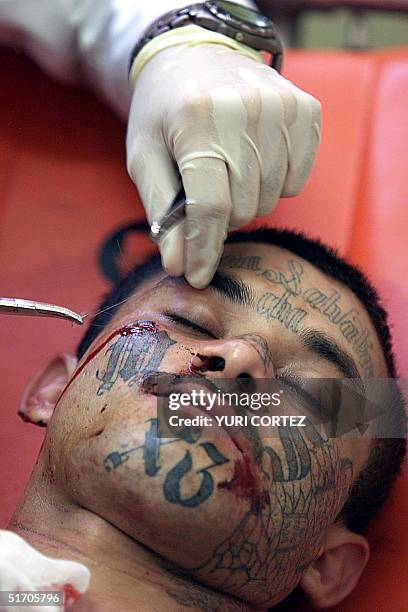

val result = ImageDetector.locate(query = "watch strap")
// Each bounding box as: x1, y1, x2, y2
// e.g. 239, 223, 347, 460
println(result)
129, 24, 264, 86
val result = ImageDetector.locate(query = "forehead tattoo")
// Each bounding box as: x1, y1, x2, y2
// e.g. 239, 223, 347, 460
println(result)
220, 253, 374, 378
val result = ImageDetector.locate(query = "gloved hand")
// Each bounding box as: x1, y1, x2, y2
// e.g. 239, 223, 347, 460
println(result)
0, 530, 90, 611
127, 31, 321, 289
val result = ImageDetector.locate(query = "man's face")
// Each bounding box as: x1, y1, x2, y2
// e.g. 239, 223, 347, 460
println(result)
42, 243, 385, 607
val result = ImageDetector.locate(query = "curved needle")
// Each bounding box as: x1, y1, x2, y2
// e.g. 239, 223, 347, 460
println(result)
0, 297, 83, 325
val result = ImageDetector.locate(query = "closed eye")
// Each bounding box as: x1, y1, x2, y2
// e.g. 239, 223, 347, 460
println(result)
163, 313, 217, 339
277, 373, 336, 422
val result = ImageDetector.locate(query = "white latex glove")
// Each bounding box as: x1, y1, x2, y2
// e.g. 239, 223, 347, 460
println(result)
127, 34, 321, 288
0, 0, 320, 289
0, 531, 90, 611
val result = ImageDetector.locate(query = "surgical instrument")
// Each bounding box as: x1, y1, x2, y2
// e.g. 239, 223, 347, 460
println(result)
0, 297, 83, 325
150, 185, 186, 245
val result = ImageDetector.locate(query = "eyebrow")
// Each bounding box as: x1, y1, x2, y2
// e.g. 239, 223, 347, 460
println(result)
299, 328, 361, 380
160, 271, 256, 308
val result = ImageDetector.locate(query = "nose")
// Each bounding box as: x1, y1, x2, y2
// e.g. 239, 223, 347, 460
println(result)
189, 336, 275, 379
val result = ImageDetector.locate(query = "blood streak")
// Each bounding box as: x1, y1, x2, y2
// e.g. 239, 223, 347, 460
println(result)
218, 455, 270, 514
62, 583, 81, 609
57, 320, 158, 404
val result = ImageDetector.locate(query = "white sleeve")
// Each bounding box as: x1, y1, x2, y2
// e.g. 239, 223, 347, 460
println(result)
0, 530, 90, 611
0, 0, 256, 119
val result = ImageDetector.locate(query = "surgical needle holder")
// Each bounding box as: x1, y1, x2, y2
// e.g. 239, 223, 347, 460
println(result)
149, 185, 186, 245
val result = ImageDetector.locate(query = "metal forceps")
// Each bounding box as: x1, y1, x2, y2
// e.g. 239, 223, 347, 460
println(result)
0, 297, 83, 325
150, 185, 186, 244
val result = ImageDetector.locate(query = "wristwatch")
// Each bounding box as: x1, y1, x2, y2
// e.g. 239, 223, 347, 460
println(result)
129, 1, 284, 73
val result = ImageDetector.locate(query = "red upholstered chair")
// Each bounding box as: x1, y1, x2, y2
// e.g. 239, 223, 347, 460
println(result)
0, 45, 407, 610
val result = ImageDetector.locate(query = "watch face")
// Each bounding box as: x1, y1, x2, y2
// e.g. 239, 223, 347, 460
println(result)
215, 1, 271, 28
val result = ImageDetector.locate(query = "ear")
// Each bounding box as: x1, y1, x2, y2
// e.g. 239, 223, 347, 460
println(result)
300, 523, 370, 608
18, 353, 78, 427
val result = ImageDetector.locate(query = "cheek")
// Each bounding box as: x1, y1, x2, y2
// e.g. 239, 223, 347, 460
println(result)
54, 386, 155, 465
48, 381, 105, 442
308, 443, 354, 529
157, 340, 194, 372
58, 421, 254, 572
258, 438, 352, 572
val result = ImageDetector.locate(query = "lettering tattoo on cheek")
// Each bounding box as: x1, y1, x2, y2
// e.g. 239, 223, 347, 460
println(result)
95, 316, 355, 603
95, 328, 176, 395
222, 254, 374, 377
104, 415, 353, 607
105, 420, 230, 508
163, 442, 230, 508
194, 425, 353, 606
95, 324, 230, 508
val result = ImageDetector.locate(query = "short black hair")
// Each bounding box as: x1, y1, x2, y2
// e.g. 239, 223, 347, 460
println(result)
77, 227, 406, 534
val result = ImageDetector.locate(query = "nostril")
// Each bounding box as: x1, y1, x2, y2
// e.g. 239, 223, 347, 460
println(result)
207, 356, 225, 371
237, 372, 255, 392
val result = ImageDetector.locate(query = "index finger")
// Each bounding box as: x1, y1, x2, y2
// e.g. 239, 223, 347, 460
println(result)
181, 157, 232, 289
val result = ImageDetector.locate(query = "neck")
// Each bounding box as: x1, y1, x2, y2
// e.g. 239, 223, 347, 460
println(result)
9, 472, 252, 612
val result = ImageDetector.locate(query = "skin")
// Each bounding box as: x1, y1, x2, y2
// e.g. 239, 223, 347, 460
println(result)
10, 243, 387, 611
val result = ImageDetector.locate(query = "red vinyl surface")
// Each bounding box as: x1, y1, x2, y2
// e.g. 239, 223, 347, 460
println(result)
0, 47, 407, 610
